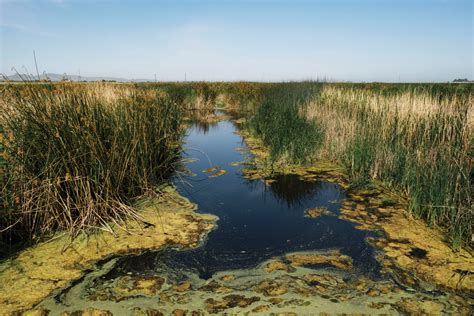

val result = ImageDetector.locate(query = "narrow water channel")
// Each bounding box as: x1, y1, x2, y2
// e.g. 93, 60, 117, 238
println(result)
36, 116, 467, 315
111, 118, 380, 280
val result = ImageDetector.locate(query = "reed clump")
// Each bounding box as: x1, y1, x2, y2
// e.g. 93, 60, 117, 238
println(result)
217, 82, 270, 114
0, 83, 184, 240
303, 85, 472, 248
247, 83, 324, 164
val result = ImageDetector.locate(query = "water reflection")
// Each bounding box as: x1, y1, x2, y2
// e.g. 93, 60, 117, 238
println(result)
190, 120, 219, 134
267, 174, 324, 208
105, 118, 380, 281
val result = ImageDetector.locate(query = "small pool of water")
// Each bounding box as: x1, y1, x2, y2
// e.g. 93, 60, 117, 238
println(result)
109, 118, 380, 280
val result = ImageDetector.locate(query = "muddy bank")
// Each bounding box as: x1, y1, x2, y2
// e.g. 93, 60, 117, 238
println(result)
0, 186, 218, 314
236, 120, 474, 295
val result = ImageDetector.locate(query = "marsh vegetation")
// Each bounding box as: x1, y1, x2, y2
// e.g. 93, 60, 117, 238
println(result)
219, 82, 473, 249
0, 83, 186, 243
0, 81, 472, 249
0, 81, 472, 314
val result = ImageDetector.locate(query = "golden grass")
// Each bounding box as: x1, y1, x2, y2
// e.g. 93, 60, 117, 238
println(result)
304, 85, 472, 247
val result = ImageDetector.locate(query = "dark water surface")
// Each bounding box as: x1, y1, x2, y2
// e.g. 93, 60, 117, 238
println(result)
110, 119, 380, 280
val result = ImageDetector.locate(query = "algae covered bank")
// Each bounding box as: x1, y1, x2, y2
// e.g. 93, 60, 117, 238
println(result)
1, 113, 471, 315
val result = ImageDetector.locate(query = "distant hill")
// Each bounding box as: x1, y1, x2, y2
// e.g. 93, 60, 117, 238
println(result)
1, 73, 152, 82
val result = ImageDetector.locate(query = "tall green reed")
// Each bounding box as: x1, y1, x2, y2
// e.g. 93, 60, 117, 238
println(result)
217, 81, 472, 248
248, 83, 324, 164
0, 83, 184, 239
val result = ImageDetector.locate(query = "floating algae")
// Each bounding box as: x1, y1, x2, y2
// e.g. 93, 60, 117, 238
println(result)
31, 251, 472, 315
237, 115, 474, 295
339, 187, 474, 293
0, 186, 217, 314
7, 115, 474, 315
208, 169, 227, 177
202, 166, 219, 173
303, 207, 333, 218
263, 261, 294, 273
285, 250, 353, 270
202, 165, 227, 177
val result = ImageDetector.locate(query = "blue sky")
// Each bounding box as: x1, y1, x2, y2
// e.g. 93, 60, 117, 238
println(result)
0, 0, 472, 82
